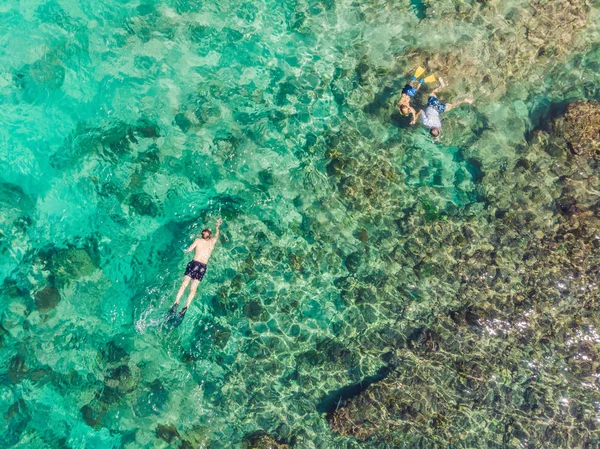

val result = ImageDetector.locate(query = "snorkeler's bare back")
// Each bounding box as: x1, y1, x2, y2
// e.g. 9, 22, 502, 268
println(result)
397, 93, 411, 107
191, 238, 217, 264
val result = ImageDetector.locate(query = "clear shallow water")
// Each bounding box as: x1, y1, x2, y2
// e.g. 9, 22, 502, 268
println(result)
1, 0, 600, 448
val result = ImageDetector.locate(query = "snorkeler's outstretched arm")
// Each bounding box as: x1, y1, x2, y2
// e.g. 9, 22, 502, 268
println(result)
430, 77, 446, 97
213, 218, 222, 241
409, 107, 418, 124
184, 240, 197, 253
413, 110, 424, 123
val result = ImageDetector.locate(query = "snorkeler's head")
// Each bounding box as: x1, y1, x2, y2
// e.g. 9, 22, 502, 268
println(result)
201, 229, 212, 239
430, 127, 440, 137
400, 105, 409, 116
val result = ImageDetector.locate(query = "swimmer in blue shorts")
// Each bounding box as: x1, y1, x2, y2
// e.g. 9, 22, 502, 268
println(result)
414, 77, 474, 138
397, 80, 421, 124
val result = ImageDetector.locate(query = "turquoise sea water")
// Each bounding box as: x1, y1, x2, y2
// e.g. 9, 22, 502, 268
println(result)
2, 0, 600, 448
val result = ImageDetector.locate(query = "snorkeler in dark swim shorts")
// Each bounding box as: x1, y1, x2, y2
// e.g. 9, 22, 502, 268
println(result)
184, 260, 207, 281
167, 218, 222, 326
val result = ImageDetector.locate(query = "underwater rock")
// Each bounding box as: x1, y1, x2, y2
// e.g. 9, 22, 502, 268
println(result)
244, 299, 267, 321
379, 0, 593, 110
357, 229, 368, 243
242, 432, 289, 449
552, 101, 600, 159
344, 252, 362, 273
180, 426, 212, 448
325, 172, 600, 446
325, 157, 348, 177
81, 403, 106, 429
34, 286, 60, 312
48, 247, 98, 285
258, 169, 274, 187
155, 424, 181, 443
81, 386, 124, 428
213, 133, 239, 154
3, 398, 27, 422
212, 324, 231, 349
134, 119, 160, 139
29, 54, 65, 89
3, 398, 30, 446
174, 112, 193, 133
327, 351, 462, 441
0, 182, 34, 212
134, 379, 169, 417
104, 364, 137, 394
97, 385, 124, 406
128, 192, 160, 217
8, 354, 28, 384
54, 118, 162, 169
98, 123, 135, 158
137, 145, 161, 172
99, 340, 129, 365
288, 254, 303, 271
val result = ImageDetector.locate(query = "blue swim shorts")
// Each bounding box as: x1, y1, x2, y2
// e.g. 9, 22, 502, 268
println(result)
402, 84, 417, 98
427, 96, 446, 113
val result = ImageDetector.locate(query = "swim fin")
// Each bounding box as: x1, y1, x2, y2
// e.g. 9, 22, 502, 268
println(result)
422, 74, 436, 83
412, 66, 426, 81
166, 305, 187, 327
167, 304, 178, 316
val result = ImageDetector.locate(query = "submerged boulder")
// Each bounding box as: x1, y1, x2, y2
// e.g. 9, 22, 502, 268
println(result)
154, 424, 212, 448
48, 247, 98, 285
552, 101, 600, 159
8, 355, 28, 384
128, 192, 160, 217
30, 54, 65, 89
244, 299, 268, 322
134, 379, 169, 417
180, 426, 212, 448
242, 432, 289, 449
34, 286, 61, 312
104, 364, 137, 394
2, 398, 30, 447
155, 424, 180, 444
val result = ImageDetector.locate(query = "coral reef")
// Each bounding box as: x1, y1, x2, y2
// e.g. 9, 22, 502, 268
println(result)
327, 102, 600, 447
552, 101, 600, 158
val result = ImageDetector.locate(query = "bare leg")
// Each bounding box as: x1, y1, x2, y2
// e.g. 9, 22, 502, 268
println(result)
445, 98, 474, 113
184, 280, 201, 309
173, 276, 191, 306
430, 77, 446, 97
